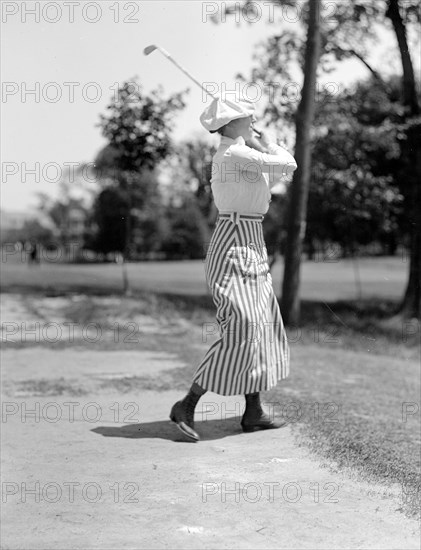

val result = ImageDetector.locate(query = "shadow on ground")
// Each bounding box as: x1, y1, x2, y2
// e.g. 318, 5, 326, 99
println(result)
91, 416, 262, 443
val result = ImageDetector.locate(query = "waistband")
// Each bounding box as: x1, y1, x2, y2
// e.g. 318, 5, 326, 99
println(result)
218, 212, 264, 225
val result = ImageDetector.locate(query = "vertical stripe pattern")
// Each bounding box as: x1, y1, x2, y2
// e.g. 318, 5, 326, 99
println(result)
192, 217, 290, 396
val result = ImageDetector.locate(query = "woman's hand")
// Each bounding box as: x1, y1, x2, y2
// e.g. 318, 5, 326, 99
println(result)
277, 137, 290, 151
245, 135, 269, 153
256, 128, 291, 152
257, 130, 272, 149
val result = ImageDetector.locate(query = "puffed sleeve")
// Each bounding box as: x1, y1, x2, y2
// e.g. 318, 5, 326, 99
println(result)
223, 142, 298, 180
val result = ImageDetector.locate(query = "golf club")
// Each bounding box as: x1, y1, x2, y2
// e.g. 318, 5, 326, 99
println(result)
144, 44, 218, 100
144, 44, 264, 140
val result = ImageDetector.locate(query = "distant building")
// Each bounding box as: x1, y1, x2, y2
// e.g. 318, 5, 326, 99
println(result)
0, 210, 31, 232
59, 204, 86, 242
1, 210, 55, 232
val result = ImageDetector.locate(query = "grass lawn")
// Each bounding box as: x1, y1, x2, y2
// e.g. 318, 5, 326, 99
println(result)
1, 255, 409, 301
1, 257, 420, 517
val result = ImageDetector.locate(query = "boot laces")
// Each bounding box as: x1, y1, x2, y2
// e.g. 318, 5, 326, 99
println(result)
183, 394, 199, 424
185, 400, 195, 422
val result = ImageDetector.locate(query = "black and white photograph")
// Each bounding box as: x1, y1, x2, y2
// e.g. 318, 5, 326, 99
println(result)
1, 1, 420, 548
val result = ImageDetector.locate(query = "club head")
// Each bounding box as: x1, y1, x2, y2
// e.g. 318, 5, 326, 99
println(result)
143, 44, 158, 56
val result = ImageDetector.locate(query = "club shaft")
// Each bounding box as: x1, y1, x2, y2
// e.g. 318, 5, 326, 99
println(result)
157, 47, 216, 100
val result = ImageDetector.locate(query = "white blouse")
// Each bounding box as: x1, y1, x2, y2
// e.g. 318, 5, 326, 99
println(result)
210, 135, 298, 215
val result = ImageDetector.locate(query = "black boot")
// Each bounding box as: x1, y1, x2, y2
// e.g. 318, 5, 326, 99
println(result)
241, 392, 286, 432
170, 388, 203, 442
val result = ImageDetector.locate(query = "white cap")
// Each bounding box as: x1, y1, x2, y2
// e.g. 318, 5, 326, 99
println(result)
200, 97, 255, 132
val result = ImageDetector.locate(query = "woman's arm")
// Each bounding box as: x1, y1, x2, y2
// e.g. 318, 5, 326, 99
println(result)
224, 140, 298, 178
245, 135, 270, 154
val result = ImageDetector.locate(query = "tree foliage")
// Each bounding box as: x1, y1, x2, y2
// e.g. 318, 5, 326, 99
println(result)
306, 76, 408, 254
87, 186, 128, 255
89, 79, 188, 265
98, 80, 187, 172
161, 196, 211, 260
171, 140, 217, 227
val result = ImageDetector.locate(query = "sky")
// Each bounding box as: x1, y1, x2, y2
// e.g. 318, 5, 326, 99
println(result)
1, 0, 419, 213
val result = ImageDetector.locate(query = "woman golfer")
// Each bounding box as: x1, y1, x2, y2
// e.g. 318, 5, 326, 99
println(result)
170, 96, 298, 441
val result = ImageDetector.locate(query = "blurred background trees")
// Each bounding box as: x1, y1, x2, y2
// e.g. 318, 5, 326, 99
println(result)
307, 75, 406, 258
219, 0, 420, 321
91, 80, 187, 292
12, 0, 417, 318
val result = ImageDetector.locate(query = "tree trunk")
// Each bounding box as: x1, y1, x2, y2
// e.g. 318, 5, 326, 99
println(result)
386, 0, 421, 319
122, 176, 132, 296
386, 0, 419, 116
281, 0, 322, 325
399, 123, 421, 318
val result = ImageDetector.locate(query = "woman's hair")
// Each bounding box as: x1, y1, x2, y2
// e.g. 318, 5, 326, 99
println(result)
211, 124, 228, 136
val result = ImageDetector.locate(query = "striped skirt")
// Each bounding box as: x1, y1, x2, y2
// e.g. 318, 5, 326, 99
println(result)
192, 213, 290, 396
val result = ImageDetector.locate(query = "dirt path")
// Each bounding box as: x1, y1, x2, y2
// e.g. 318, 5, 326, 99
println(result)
1, 294, 419, 549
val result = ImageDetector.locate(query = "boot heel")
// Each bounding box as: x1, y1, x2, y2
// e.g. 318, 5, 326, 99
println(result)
169, 400, 200, 441
241, 424, 258, 433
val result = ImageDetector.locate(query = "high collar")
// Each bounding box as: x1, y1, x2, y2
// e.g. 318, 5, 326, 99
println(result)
220, 135, 245, 146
